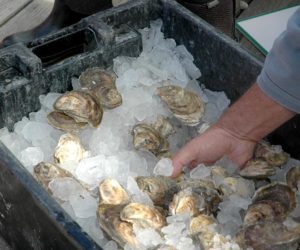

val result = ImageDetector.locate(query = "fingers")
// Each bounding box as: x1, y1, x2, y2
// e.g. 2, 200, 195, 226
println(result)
171, 139, 200, 177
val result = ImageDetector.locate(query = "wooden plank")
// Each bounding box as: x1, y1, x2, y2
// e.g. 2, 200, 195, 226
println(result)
0, 0, 33, 27
236, 0, 299, 61
0, 0, 54, 42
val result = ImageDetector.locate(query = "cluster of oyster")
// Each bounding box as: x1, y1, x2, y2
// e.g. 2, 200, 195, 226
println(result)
96, 175, 229, 249
33, 133, 87, 191
132, 116, 175, 159
239, 140, 289, 179
47, 67, 122, 131
236, 182, 300, 250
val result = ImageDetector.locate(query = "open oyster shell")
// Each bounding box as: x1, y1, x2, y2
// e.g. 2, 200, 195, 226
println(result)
156, 85, 205, 126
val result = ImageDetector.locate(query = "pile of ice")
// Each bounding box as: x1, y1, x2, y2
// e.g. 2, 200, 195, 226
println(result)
4, 18, 298, 250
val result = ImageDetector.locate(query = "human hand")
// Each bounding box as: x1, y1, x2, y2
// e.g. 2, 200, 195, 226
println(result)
171, 125, 256, 177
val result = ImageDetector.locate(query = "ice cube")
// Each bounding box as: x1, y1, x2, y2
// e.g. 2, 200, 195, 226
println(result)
48, 177, 85, 201
75, 155, 106, 189
20, 147, 44, 173
69, 192, 98, 218
127, 176, 153, 206
103, 240, 118, 250
71, 77, 81, 90
40, 92, 62, 111
134, 226, 163, 248
189, 164, 211, 179
153, 158, 173, 177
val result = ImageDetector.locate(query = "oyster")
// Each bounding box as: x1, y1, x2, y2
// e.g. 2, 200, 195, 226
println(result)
54, 90, 103, 127
286, 166, 300, 190
135, 176, 178, 206
210, 165, 229, 179
254, 140, 289, 167
47, 111, 87, 132
235, 221, 300, 250
156, 85, 205, 126
239, 159, 276, 179
178, 179, 221, 215
189, 214, 216, 235
97, 204, 137, 248
252, 182, 296, 215
79, 67, 122, 109
243, 200, 288, 226
152, 116, 175, 139
190, 214, 227, 250
54, 133, 87, 165
120, 203, 166, 229
33, 162, 72, 192
99, 178, 130, 205
169, 188, 200, 217
132, 123, 169, 157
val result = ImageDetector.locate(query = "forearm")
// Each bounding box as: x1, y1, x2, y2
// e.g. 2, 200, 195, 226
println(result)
215, 83, 295, 142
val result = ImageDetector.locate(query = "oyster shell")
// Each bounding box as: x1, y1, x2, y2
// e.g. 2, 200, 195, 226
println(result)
79, 67, 122, 109
239, 159, 276, 179
255, 140, 289, 167
54, 133, 87, 165
33, 162, 72, 192
97, 204, 137, 248
99, 178, 130, 205
189, 214, 216, 235
156, 85, 205, 126
243, 200, 288, 226
286, 166, 300, 190
252, 182, 296, 215
178, 180, 221, 215
132, 123, 169, 157
152, 116, 175, 138
169, 188, 200, 217
120, 203, 166, 229
235, 221, 300, 250
47, 111, 87, 132
190, 214, 227, 250
135, 176, 178, 206
54, 90, 103, 127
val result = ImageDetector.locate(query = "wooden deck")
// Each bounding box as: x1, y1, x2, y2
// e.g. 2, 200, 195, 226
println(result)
0, 0, 53, 41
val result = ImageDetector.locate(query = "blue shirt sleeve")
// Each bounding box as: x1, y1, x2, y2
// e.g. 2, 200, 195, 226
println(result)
257, 7, 300, 113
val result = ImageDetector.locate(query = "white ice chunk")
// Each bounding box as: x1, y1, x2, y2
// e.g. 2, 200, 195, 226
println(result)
134, 226, 164, 248
127, 176, 153, 206
49, 177, 85, 201
20, 147, 44, 173
39, 92, 62, 111
75, 155, 106, 189
153, 158, 173, 177
190, 164, 211, 179
71, 77, 81, 90
103, 240, 118, 250
69, 192, 98, 218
